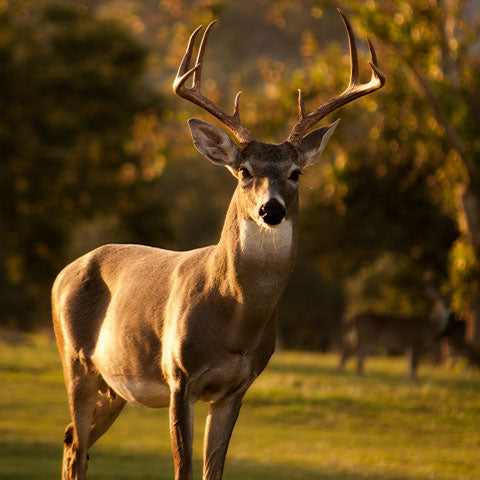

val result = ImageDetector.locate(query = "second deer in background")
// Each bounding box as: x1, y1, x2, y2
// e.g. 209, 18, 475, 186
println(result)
339, 289, 450, 381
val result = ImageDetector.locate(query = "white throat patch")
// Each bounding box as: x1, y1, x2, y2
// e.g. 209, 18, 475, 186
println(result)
239, 218, 293, 259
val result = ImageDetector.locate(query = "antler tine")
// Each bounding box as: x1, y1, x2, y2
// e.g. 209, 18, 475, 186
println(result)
339, 9, 359, 87
173, 21, 254, 145
367, 37, 386, 85
193, 20, 218, 89
233, 91, 243, 120
297, 89, 306, 119
287, 10, 385, 148
173, 25, 203, 92
367, 37, 377, 66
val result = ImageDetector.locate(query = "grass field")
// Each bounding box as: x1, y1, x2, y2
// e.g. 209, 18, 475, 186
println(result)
1, 333, 480, 480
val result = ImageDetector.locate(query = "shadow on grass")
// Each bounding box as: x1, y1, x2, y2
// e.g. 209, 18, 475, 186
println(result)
428, 373, 480, 391
246, 389, 381, 416
0, 441, 173, 480
0, 441, 414, 480
269, 355, 343, 378
268, 354, 409, 385
226, 460, 412, 480
270, 352, 480, 390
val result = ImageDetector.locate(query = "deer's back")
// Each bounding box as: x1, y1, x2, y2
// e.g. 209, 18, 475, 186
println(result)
51, 243, 213, 355
352, 311, 435, 348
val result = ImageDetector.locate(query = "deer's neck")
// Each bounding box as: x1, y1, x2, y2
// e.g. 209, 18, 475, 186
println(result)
212, 190, 298, 310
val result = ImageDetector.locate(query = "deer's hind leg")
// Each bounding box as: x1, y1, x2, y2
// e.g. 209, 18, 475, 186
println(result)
408, 346, 422, 382
88, 386, 126, 448
339, 346, 355, 372
61, 354, 103, 480
356, 346, 369, 375
63, 381, 126, 479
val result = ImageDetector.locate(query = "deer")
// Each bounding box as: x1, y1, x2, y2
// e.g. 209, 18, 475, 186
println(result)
52, 10, 384, 480
439, 313, 480, 370
339, 289, 450, 381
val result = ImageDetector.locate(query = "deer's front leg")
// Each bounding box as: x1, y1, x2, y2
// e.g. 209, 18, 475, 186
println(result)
170, 381, 195, 480
202, 395, 243, 480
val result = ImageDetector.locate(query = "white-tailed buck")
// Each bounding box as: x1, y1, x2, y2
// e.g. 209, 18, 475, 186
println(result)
339, 289, 450, 381
52, 10, 384, 480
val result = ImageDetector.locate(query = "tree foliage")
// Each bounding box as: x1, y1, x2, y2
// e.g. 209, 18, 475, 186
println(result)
0, 1, 169, 328
2, 0, 480, 349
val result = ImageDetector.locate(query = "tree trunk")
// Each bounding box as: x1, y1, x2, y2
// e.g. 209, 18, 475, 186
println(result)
459, 183, 480, 254
458, 182, 480, 346
466, 294, 480, 345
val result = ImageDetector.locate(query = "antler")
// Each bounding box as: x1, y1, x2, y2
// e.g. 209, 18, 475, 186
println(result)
173, 21, 254, 145
287, 9, 386, 147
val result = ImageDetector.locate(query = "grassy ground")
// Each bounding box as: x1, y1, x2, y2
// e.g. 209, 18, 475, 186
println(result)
1, 334, 480, 480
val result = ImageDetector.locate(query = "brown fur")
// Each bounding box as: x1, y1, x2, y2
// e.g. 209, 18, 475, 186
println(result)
339, 295, 450, 381
52, 129, 339, 480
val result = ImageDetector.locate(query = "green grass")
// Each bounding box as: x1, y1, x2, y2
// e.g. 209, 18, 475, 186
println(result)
1, 334, 480, 479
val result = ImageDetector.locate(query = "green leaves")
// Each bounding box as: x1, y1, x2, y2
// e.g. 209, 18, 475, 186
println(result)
0, 2, 168, 328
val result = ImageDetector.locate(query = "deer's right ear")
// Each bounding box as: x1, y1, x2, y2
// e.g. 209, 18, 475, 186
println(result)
188, 118, 239, 167
299, 119, 340, 168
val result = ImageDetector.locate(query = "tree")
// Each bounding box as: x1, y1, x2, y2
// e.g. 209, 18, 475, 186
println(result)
0, 2, 169, 329
334, 0, 480, 343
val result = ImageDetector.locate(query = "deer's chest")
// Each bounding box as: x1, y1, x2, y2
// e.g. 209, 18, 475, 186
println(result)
238, 218, 293, 293
239, 218, 293, 261
192, 351, 260, 403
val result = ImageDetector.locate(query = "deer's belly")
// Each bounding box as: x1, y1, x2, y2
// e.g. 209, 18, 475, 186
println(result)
93, 324, 169, 408
100, 370, 170, 408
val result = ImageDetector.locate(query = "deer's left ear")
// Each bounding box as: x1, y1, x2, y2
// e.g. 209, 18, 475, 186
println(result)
299, 119, 340, 168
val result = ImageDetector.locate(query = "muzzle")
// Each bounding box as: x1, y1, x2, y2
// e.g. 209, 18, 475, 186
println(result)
259, 199, 286, 226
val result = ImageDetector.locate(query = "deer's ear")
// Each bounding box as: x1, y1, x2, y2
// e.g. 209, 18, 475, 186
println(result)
299, 119, 340, 168
188, 118, 239, 167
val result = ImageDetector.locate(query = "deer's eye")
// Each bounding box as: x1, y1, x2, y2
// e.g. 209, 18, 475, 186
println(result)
239, 167, 252, 180
288, 169, 302, 182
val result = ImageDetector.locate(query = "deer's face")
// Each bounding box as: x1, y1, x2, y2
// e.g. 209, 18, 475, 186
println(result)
233, 141, 301, 227
188, 118, 339, 229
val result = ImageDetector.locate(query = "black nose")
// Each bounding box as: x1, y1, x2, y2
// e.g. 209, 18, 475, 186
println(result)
259, 199, 286, 226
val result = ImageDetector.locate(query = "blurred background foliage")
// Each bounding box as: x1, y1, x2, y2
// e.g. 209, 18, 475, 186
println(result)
1, 0, 479, 349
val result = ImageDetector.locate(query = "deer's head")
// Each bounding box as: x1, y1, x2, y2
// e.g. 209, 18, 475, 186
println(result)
173, 11, 385, 229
